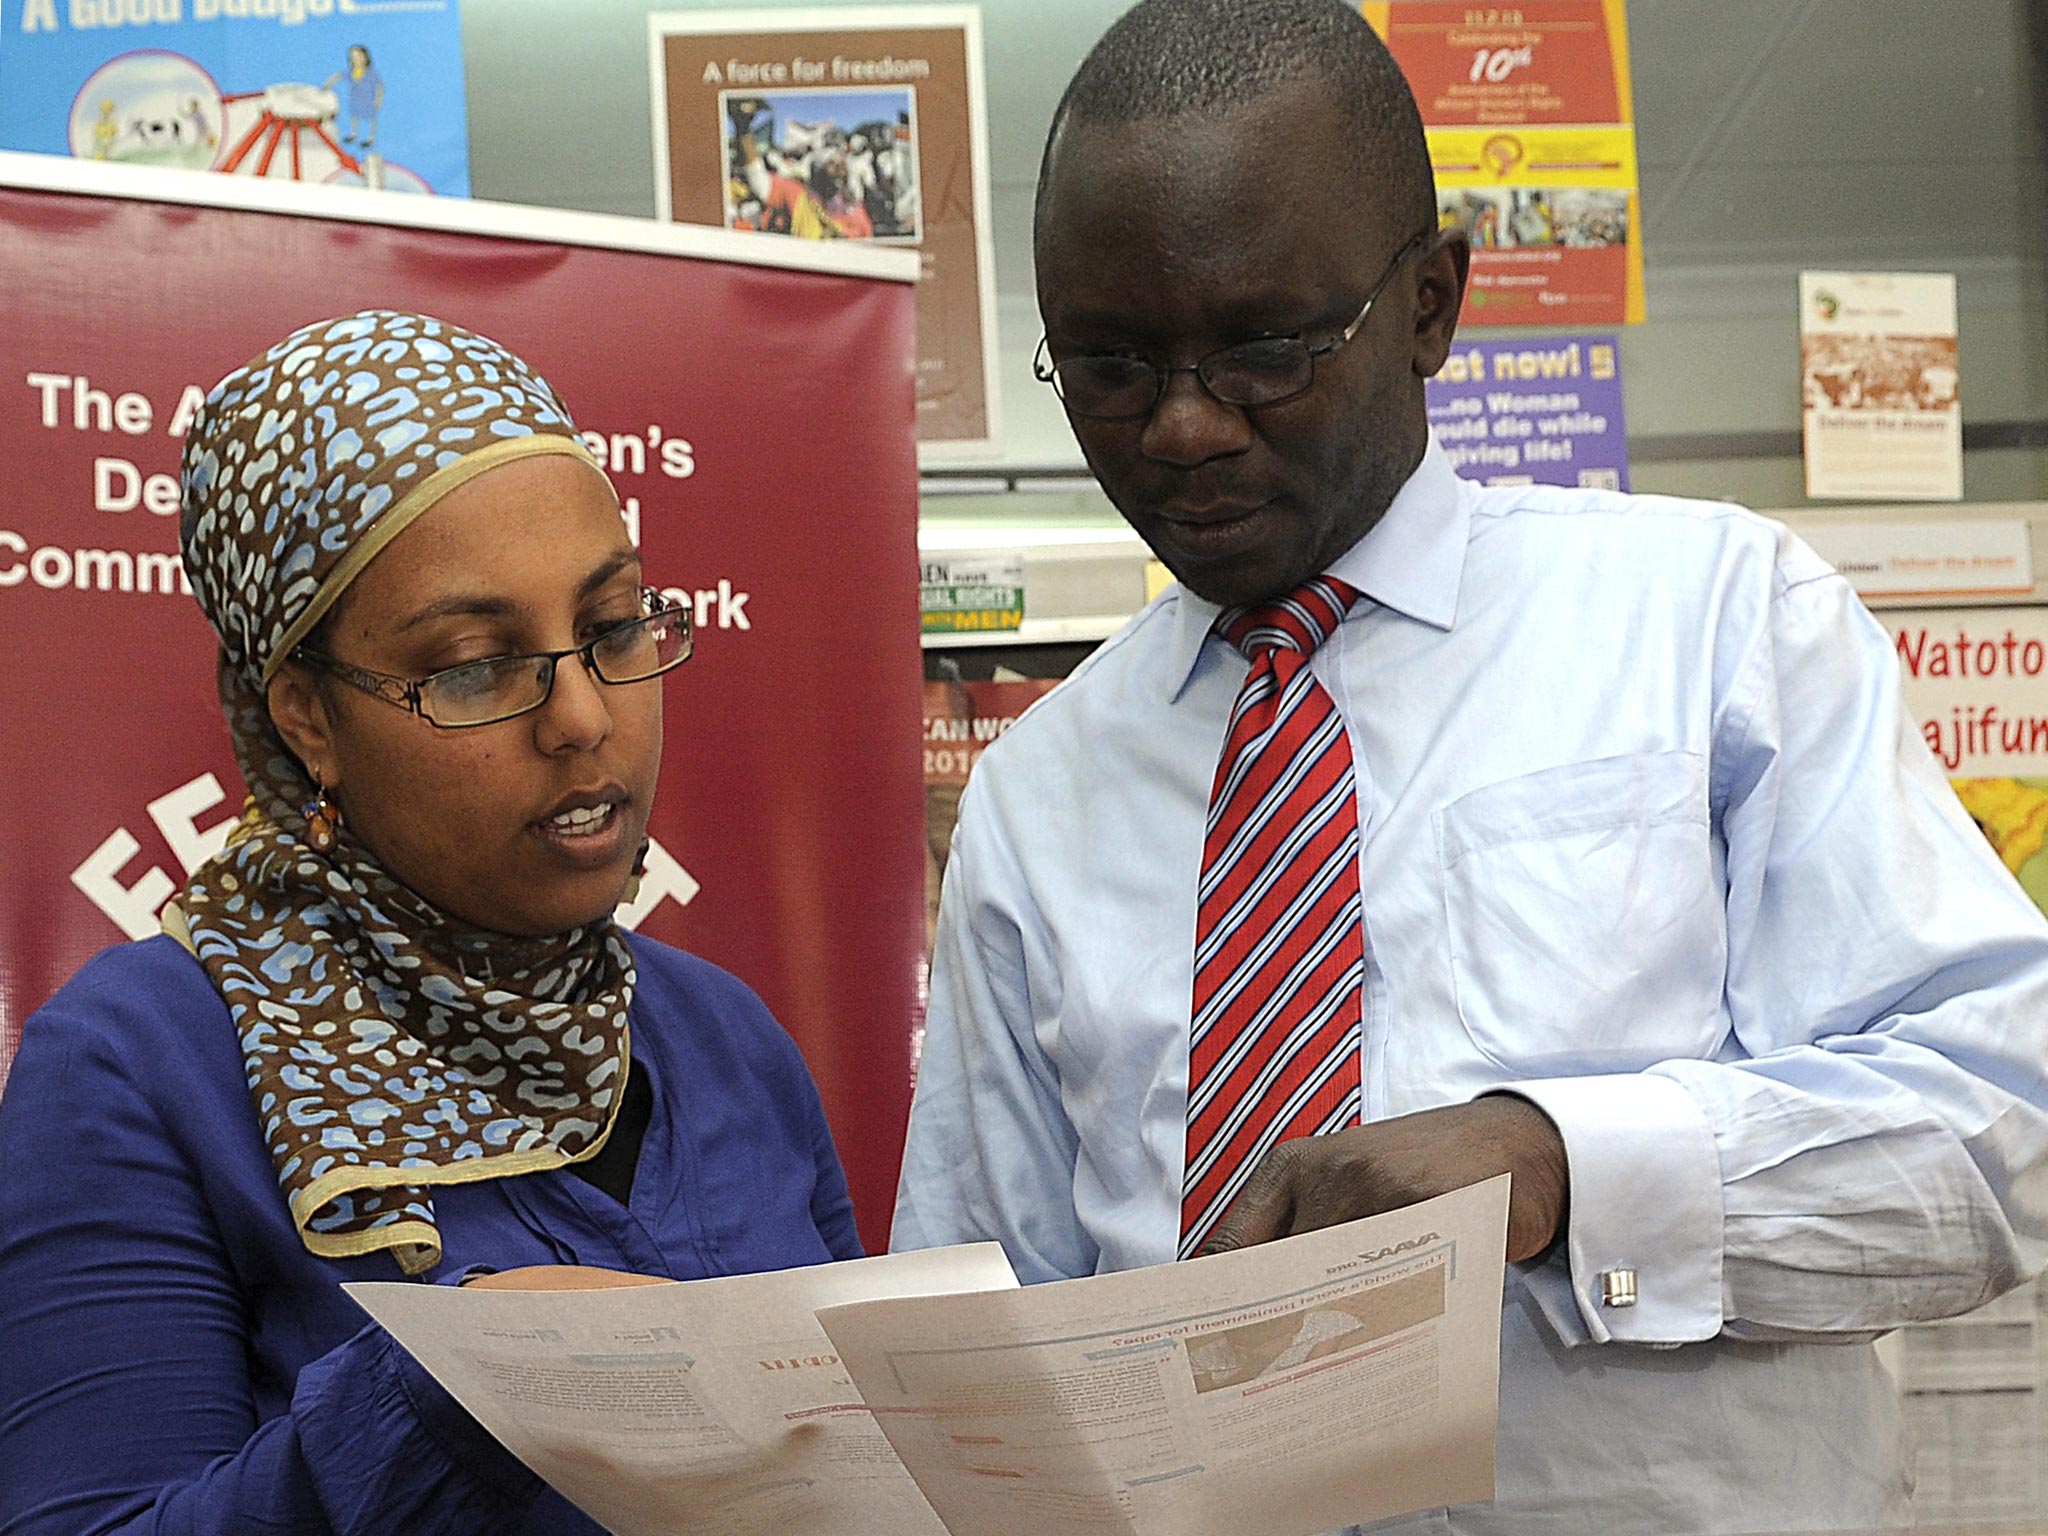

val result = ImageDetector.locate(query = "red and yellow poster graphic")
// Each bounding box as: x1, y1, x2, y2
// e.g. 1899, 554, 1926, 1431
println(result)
1363, 1, 1646, 326
1885, 608, 2048, 922
1951, 777, 2048, 919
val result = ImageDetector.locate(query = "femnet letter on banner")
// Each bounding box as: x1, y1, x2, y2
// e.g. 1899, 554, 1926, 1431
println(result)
347, 1178, 1509, 1536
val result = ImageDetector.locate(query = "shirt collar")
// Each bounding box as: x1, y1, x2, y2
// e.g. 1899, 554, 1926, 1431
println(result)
1161, 435, 1469, 701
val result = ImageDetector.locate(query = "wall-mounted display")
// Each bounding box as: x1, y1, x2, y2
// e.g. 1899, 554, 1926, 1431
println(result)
1885, 608, 2048, 779
1364, 0, 1645, 325
1886, 607, 2048, 923
920, 553, 1023, 635
650, 5, 1001, 462
1801, 270, 1963, 502
0, 0, 468, 195
1798, 519, 2028, 602
1424, 332, 1627, 489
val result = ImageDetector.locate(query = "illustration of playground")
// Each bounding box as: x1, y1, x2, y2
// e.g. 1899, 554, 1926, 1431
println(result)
64, 47, 432, 193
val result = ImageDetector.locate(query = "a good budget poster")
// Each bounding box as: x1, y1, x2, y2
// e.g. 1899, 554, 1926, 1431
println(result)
0, 153, 925, 1247
0, 0, 469, 195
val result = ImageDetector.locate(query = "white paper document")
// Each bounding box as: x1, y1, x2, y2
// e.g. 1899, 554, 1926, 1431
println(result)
819, 1177, 1507, 1536
347, 1244, 1019, 1536
347, 1177, 1508, 1536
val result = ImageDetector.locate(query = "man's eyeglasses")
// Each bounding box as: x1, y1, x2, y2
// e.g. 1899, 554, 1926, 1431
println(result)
1033, 229, 1433, 421
294, 587, 693, 729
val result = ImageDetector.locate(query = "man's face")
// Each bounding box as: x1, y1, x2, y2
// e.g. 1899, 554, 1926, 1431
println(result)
1035, 79, 1461, 608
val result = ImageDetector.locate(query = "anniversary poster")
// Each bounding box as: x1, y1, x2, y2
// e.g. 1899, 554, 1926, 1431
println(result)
1363, 0, 1646, 326
0, 0, 468, 195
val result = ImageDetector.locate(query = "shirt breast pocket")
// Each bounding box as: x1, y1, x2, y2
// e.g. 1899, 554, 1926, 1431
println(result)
1432, 750, 1727, 1074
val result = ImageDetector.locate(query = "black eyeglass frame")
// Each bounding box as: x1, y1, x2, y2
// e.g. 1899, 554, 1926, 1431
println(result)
293, 586, 693, 730
1033, 229, 1436, 421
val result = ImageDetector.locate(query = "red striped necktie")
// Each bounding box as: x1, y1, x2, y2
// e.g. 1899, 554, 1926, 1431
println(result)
1181, 575, 1366, 1259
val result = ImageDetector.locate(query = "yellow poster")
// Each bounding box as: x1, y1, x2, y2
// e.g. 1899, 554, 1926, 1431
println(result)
1362, 0, 1646, 326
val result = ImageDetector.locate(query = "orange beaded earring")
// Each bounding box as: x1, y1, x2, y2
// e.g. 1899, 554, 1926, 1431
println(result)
303, 784, 342, 854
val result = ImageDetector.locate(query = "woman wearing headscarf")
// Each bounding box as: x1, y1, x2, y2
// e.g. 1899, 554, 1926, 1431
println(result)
0, 312, 862, 1534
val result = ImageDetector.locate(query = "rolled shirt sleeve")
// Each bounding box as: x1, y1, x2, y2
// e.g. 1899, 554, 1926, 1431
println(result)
1512, 558, 2048, 1347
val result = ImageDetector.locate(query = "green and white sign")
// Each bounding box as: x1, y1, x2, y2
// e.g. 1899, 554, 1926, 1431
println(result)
920, 553, 1024, 634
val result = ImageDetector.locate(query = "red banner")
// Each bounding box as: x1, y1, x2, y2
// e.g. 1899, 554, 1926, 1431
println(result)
0, 154, 925, 1250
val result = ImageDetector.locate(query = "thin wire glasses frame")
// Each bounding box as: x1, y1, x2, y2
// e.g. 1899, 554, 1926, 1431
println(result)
1033, 228, 1435, 421
293, 586, 693, 729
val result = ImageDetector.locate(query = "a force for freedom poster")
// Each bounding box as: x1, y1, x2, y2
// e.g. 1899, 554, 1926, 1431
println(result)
650, 6, 1001, 461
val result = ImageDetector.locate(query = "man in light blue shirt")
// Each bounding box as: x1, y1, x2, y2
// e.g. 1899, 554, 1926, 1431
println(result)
893, 1, 2048, 1530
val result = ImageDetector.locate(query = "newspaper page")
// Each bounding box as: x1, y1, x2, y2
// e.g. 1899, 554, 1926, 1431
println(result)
817, 1177, 1509, 1536
346, 1244, 1018, 1536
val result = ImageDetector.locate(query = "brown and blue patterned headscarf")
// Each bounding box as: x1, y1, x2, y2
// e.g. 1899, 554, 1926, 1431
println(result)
171, 311, 634, 1275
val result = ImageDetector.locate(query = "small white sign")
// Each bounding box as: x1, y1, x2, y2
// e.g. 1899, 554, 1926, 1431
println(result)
1800, 518, 2031, 600
1801, 270, 1963, 502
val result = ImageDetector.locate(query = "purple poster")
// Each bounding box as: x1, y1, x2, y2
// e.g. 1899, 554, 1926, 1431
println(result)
1426, 333, 1629, 491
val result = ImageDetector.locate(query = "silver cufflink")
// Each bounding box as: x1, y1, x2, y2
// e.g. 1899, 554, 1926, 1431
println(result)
1600, 1268, 1638, 1308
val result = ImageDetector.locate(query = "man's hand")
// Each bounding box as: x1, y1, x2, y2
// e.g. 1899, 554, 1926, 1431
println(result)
1195, 1097, 1569, 1263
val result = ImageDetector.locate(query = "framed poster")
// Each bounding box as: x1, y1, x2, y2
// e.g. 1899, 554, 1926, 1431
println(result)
649, 5, 1001, 462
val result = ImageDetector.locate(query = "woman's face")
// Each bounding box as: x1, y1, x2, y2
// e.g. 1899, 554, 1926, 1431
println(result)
276, 454, 663, 937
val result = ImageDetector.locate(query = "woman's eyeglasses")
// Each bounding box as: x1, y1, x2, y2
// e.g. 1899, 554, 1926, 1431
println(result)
293, 587, 693, 729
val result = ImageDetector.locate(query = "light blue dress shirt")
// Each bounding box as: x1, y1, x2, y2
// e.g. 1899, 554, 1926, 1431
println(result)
893, 438, 2048, 1534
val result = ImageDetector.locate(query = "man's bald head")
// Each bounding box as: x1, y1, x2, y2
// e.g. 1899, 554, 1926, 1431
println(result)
1035, 0, 1434, 249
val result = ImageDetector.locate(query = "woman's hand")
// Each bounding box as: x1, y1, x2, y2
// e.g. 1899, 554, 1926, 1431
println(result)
463, 1265, 672, 1292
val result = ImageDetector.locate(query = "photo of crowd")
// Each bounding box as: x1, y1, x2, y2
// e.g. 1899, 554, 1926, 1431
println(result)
1437, 187, 1628, 250
1802, 333, 1961, 413
720, 88, 920, 242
